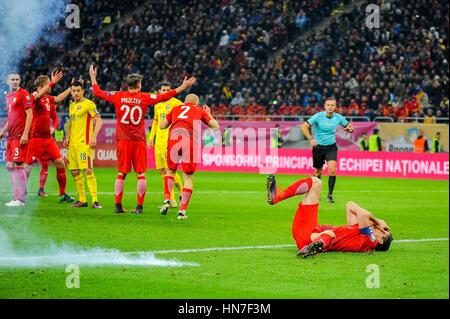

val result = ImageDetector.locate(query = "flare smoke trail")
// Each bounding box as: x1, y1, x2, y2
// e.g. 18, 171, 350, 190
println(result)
0, 1, 197, 268
0, 0, 67, 81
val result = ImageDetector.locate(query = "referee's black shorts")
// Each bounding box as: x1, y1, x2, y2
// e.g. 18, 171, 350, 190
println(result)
312, 143, 338, 169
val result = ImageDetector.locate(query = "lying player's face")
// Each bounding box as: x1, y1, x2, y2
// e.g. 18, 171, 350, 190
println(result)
324, 100, 337, 114
159, 85, 171, 94
7, 74, 21, 90
373, 227, 388, 244
71, 86, 84, 101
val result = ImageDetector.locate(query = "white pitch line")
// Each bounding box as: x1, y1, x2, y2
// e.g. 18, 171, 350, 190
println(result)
0, 238, 447, 262
0, 190, 448, 195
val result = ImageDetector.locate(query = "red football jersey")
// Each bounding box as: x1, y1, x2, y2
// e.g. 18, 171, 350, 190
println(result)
93, 84, 177, 142
6, 88, 33, 140
30, 93, 58, 138
166, 102, 213, 138
322, 224, 379, 252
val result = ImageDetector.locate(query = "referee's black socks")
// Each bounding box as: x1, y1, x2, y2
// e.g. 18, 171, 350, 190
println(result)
328, 176, 336, 195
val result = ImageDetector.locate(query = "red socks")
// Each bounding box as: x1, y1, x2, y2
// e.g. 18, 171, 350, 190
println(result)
274, 177, 313, 204
137, 176, 146, 206
314, 233, 333, 249
39, 162, 49, 189
164, 176, 174, 201
115, 175, 125, 204
180, 188, 193, 211
56, 167, 67, 196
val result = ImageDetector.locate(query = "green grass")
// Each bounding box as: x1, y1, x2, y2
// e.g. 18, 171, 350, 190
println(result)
0, 167, 448, 298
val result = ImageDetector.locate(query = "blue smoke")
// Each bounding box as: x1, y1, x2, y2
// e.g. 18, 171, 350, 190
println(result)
0, 0, 68, 84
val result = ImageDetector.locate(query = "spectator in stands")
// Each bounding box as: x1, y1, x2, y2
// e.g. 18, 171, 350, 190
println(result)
395, 102, 409, 122
10, 0, 449, 124
231, 92, 245, 107
423, 109, 436, 124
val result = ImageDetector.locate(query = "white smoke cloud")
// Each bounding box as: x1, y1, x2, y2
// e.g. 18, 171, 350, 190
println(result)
0, 1, 198, 269
0, 0, 67, 79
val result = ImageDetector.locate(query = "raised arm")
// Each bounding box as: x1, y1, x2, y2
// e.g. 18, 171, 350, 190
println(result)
89, 65, 116, 103
346, 201, 390, 232
146, 76, 197, 105
34, 71, 64, 101
54, 87, 72, 104
203, 105, 219, 130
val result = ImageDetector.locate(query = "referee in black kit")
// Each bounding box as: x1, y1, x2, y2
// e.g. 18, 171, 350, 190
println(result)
301, 98, 354, 203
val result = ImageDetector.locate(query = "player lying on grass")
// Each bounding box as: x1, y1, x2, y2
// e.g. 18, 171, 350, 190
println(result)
89, 65, 196, 214
159, 94, 219, 219
266, 175, 393, 258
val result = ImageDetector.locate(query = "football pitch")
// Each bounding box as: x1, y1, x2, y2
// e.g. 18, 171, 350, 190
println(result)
0, 167, 448, 299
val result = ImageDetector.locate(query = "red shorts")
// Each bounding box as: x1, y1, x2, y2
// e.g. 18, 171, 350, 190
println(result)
25, 138, 62, 164
117, 140, 147, 174
291, 203, 321, 249
166, 138, 198, 174
6, 139, 28, 163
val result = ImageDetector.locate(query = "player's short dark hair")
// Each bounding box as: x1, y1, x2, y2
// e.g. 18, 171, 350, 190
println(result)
375, 233, 393, 251
71, 80, 84, 89
126, 74, 143, 89
373, 129, 379, 134
35, 75, 50, 88
158, 81, 172, 89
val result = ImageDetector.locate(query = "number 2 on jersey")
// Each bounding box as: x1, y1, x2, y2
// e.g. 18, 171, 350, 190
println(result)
120, 105, 143, 125
178, 105, 191, 119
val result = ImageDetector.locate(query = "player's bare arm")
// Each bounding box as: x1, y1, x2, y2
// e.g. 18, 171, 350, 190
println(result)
63, 120, 71, 148
346, 201, 390, 233
174, 76, 197, 95
148, 116, 157, 148
160, 117, 170, 130
34, 71, 64, 101
301, 122, 317, 147
0, 122, 7, 140
90, 115, 103, 149
203, 105, 220, 130
20, 108, 33, 145
89, 65, 98, 85
53, 87, 72, 104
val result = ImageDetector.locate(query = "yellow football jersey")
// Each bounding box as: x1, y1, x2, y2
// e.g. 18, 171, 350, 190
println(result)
68, 98, 99, 145
149, 97, 182, 146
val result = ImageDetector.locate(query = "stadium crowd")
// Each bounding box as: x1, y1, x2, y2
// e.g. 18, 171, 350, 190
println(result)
5, 0, 450, 122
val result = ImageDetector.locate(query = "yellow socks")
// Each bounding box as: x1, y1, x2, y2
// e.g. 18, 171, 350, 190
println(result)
86, 173, 98, 203
74, 174, 87, 203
